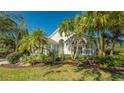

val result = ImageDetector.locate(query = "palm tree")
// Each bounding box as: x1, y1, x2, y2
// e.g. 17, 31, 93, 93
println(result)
58, 18, 75, 59
19, 35, 34, 55
19, 29, 48, 56
10, 15, 26, 52
32, 29, 48, 53
58, 39, 64, 60
59, 15, 89, 59
0, 34, 15, 52
88, 11, 109, 56
0, 13, 17, 34
108, 12, 124, 55
0, 12, 27, 52
73, 15, 89, 59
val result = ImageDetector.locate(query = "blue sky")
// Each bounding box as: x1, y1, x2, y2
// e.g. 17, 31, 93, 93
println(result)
13, 11, 82, 36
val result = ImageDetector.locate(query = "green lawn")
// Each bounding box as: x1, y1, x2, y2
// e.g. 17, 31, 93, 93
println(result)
0, 64, 124, 81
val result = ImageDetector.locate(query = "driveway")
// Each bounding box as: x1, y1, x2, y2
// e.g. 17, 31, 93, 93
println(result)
0, 58, 9, 65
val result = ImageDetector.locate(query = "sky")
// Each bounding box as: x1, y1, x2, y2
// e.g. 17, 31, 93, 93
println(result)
13, 11, 82, 36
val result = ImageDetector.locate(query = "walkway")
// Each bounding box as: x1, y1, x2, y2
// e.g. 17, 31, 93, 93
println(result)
0, 58, 9, 65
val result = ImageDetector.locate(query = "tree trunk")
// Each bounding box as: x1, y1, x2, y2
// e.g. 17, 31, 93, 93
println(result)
15, 29, 19, 52
96, 32, 101, 56
96, 31, 105, 56
100, 36, 105, 56
69, 45, 73, 59
110, 43, 115, 56
73, 41, 79, 60
97, 38, 103, 56
41, 46, 44, 54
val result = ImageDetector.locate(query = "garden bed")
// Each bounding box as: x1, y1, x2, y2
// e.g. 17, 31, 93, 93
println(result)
1, 60, 124, 74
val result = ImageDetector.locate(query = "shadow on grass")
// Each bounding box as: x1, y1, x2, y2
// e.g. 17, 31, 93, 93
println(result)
111, 72, 124, 81
75, 64, 124, 80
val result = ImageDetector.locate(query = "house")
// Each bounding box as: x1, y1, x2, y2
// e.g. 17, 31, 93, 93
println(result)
32, 28, 97, 56
48, 28, 97, 56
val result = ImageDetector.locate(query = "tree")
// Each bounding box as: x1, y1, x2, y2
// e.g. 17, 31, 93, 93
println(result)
58, 18, 75, 59
108, 12, 124, 55
32, 29, 48, 53
58, 39, 64, 60
19, 35, 34, 55
0, 13, 17, 34
19, 29, 48, 56
0, 12, 27, 52
59, 15, 88, 59
9, 14, 26, 52
0, 34, 15, 52
93, 12, 110, 56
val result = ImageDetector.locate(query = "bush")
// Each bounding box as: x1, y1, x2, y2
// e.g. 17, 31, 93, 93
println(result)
63, 55, 86, 63
6, 52, 22, 64
24, 54, 45, 64
45, 56, 53, 63
95, 54, 124, 67
26, 56, 33, 64
118, 52, 124, 56
0, 48, 10, 58
45, 54, 72, 63
36, 54, 45, 62
64, 54, 71, 60
76, 59, 85, 63
55, 54, 65, 61
59, 54, 65, 61
99, 63, 109, 68
55, 57, 61, 61
64, 59, 73, 63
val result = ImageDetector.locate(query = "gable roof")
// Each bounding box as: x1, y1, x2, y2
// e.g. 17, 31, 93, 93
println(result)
48, 28, 60, 39
48, 38, 57, 45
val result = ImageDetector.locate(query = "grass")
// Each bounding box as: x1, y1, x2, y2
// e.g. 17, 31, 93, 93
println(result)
0, 64, 124, 81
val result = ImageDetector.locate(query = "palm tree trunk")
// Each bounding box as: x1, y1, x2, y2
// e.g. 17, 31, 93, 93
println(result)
96, 32, 102, 56
97, 37, 102, 56
41, 46, 44, 54
100, 36, 105, 56
15, 29, 19, 52
71, 46, 76, 60
70, 47, 74, 60
110, 43, 115, 56
73, 41, 79, 60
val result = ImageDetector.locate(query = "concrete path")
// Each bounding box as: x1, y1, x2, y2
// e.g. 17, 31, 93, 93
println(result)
0, 58, 9, 65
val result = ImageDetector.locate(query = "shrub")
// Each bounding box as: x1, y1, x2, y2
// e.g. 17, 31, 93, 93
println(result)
64, 54, 71, 60
55, 54, 66, 61
24, 54, 45, 64
36, 54, 45, 62
0, 48, 10, 58
78, 56, 87, 61
55, 57, 61, 61
64, 59, 73, 63
76, 59, 85, 63
6, 52, 22, 64
118, 52, 124, 56
26, 56, 33, 64
99, 63, 109, 68
95, 54, 124, 67
59, 54, 65, 61
45, 56, 53, 62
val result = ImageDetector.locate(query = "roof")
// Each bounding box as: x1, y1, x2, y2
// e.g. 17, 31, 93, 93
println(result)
48, 38, 57, 45
48, 28, 60, 39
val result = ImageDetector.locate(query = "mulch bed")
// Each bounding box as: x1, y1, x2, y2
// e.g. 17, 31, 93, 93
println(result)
108, 66, 124, 73
79, 60, 124, 74
0, 64, 18, 68
0, 63, 45, 68
0, 60, 124, 74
